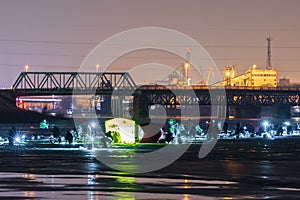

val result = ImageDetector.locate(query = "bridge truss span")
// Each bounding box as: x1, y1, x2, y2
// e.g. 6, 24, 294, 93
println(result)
12, 72, 137, 95
136, 85, 300, 107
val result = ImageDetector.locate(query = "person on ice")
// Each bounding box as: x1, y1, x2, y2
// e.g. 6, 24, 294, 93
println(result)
8, 126, 17, 146
65, 130, 73, 144
40, 119, 49, 135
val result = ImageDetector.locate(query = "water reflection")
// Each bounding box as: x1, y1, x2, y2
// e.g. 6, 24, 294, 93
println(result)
23, 173, 36, 198
24, 191, 35, 198
23, 173, 35, 180
0, 172, 240, 199
0, 137, 299, 200
224, 160, 244, 179
182, 194, 190, 200
87, 174, 101, 200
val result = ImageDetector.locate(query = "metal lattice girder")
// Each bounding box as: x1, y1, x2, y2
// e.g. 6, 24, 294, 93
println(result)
12, 72, 137, 95
10, 73, 300, 106
136, 85, 300, 107
225, 88, 300, 106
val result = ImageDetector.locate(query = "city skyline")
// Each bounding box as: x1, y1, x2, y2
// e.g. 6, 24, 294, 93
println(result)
0, 0, 300, 87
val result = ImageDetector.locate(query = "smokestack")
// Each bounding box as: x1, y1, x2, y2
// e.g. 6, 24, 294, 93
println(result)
266, 35, 272, 70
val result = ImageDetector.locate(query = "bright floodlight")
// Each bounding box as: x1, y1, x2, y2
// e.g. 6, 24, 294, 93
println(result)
15, 137, 21, 143
90, 121, 97, 128
96, 64, 100, 72
25, 64, 29, 72
184, 62, 190, 68
284, 121, 291, 126
263, 121, 269, 127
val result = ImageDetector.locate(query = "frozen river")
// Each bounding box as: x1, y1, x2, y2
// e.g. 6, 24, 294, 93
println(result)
0, 137, 299, 199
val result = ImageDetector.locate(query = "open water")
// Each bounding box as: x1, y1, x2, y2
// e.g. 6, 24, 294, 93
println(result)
0, 136, 299, 200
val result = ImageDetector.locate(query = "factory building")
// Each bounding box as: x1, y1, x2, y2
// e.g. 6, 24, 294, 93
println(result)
217, 65, 278, 87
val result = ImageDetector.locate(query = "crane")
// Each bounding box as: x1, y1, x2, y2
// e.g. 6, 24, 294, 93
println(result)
158, 48, 192, 86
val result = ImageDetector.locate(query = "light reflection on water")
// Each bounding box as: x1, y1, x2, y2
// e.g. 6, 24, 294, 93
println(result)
0, 137, 299, 199
0, 172, 238, 200
272, 187, 300, 191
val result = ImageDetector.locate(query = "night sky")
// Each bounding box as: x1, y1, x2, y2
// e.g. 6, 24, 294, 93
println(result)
0, 0, 300, 87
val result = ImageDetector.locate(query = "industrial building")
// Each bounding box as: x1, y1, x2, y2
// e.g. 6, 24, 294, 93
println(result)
213, 36, 278, 88
215, 64, 278, 87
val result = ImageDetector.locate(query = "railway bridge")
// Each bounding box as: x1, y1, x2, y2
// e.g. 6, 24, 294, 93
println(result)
1, 72, 300, 120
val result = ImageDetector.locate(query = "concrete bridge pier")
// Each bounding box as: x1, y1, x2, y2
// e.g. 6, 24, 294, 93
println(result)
100, 95, 112, 115
217, 105, 227, 120
111, 96, 124, 118
0, 90, 17, 109
133, 91, 150, 124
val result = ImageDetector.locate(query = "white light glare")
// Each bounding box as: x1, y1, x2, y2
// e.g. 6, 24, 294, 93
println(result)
90, 121, 97, 128
284, 121, 291, 126
15, 137, 21, 143
263, 121, 269, 127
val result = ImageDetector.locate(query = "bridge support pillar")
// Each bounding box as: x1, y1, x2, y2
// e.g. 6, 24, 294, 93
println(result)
100, 95, 112, 115
0, 90, 17, 108
133, 92, 150, 124
111, 96, 124, 118
217, 105, 227, 119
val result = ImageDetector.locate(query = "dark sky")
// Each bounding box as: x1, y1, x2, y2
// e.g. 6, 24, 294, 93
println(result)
0, 0, 300, 87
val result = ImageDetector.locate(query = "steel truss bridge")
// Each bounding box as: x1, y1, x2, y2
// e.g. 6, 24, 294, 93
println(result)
12, 72, 136, 95
137, 85, 300, 107
7, 72, 300, 107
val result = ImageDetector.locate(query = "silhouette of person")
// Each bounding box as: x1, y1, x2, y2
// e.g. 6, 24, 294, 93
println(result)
66, 131, 73, 144
8, 126, 17, 146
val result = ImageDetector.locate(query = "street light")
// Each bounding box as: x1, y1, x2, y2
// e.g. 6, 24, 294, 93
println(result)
184, 62, 189, 84
226, 71, 231, 77
226, 71, 231, 86
96, 64, 100, 88
25, 65, 29, 72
